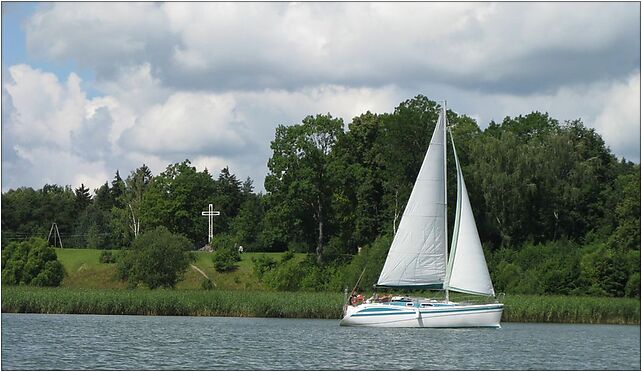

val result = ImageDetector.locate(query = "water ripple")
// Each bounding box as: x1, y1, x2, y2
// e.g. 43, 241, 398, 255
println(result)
2, 314, 639, 370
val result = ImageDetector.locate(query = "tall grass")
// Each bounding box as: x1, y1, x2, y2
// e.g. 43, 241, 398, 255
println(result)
1, 287, 344, 319
502, 294, 640, 325
2, 287, 639, 324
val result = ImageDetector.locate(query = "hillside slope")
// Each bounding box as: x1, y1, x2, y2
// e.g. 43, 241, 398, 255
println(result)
54, 248, 297, 290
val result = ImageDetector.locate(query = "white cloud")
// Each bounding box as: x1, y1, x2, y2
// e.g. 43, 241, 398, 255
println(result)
2, 63, 406, 192
4, 65, 85, 148
11, 145, 110, 192
593, 73, 641, 161
3, 3, 639, 191
26, 3, 173, 77
429, 72, 641, 162
25, 3, 639, 93
119, 92, 249, 156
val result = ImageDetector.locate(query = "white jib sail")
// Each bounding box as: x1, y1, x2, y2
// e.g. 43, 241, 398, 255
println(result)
445, 132, 495, 296
377, 111, 447, 288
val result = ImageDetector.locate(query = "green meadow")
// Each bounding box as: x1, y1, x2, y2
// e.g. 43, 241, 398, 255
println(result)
54, 248, 302, 290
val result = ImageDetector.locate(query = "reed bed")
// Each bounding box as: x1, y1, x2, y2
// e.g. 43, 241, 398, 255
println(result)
1, 287, 344, 319
2, 287, 639, 324
502, 294, 640, 325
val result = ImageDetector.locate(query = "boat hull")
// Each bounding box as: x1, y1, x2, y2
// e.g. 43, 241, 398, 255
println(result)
340, 303, 503, 328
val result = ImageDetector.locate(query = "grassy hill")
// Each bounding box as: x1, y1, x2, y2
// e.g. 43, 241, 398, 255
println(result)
54, 248, 300, 290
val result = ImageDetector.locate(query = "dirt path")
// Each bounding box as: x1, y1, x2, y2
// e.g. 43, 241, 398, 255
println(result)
190, 264, 216, 287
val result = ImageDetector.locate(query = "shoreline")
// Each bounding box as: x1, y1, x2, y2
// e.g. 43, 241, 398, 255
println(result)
2, 287, 639, 325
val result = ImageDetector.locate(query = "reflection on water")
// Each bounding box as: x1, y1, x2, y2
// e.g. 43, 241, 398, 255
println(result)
1, 313, 640, 370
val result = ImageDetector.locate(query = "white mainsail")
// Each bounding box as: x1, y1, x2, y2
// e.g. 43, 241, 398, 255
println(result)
445, 131, 495, 296
377, 111, 447, 288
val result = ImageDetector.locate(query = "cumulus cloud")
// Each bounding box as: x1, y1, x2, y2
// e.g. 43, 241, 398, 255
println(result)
25, 2, 639, 94
26, 3, 175, 79
4, 64, 86, 148
593, 73, 641, 162
2, 63, 406, 192
3, 3, 639, 192
119, 92, 251, 156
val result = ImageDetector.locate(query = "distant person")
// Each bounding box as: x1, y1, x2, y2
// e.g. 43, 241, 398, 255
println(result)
238, 245, 244, 254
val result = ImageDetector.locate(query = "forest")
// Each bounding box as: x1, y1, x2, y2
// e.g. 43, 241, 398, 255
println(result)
2, 95, 639, 297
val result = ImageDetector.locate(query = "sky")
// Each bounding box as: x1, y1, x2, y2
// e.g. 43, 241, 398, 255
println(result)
1, 2, 640, 193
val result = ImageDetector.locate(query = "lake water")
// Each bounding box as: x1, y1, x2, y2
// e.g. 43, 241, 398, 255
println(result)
1, 313, 640, 370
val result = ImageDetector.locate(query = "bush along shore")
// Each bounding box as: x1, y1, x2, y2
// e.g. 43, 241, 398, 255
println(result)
2, 287, 640, 325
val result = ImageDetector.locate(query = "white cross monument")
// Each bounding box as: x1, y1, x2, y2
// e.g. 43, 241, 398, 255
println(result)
201, 204, 220, 244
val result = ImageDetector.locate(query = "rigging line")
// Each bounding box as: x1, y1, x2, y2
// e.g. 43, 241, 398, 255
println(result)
349, 266, 368, 299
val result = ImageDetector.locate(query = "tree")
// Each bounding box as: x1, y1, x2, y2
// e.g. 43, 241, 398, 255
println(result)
212, 166, 243, 233
1, 238, 64, 286
74, 183, 92, 214
377, 96, 443, 237
110, 165, 154, 246
140, 160, 216, 247
110, 170, 126, 208
230, 194, 264, 250
330, 111, 386, 254
1, 185, 76, 247
211, 235, 241, 272
608, 165, 641, 251
265, 114, 345, 262
116, 226, 194, 289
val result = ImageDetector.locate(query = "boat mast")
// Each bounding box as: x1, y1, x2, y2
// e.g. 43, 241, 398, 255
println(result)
443, 101, 450, 303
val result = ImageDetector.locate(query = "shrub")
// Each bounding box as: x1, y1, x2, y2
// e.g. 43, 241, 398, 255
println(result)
201, 278, 214, 290
625, 273, 640, 298
31, 260, 64, 287
1, 238, 64, 287
262, 258, 306, 291
99, 250, 116, 264
212, 248, 240, 272
281, 250, 295, 262
252, 255, 277, 279
116, 226, 194, 289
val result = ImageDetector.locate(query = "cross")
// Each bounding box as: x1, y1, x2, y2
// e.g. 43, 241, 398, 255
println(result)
201, 204, 220, 244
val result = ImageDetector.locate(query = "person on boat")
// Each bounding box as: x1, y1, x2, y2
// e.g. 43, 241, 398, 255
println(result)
349, 293, 365, 306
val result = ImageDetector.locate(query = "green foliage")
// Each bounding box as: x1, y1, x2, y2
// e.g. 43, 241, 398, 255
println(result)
212, 249, 241, 273
490, 241, 635, 297
140, 160, 217, 248
608, 165, 641, 251
116, 226, 194, 289
280, 250, 295, 262
262, 258, 307, 291
1, 238, 64, 287
230, 194, 264, 250
201, 278, 214, 290
2, 185, 76, 247
332, 235, 392, 292
74, 183, 92, 214
99, 250, 116, 264
210, 234, 241, 272
579, 246, 628, 297
625, 273, 640, 298
251, 255, 277, 279
264, 114, 345, 262
1, 95, 639, 298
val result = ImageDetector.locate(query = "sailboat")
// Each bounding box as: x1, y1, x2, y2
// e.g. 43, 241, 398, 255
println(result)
340, 104, 503, 328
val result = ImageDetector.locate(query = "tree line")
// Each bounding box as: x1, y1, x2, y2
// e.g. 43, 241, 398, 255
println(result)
2, 95, 639, 296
